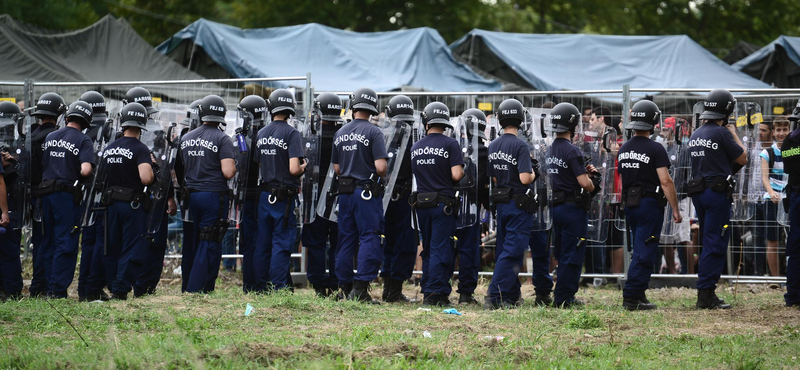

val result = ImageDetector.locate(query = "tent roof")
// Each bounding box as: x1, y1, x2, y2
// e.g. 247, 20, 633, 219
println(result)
156, 19, 501, 92
732, 36, 800, 71
0, 14, 205, 82
722, 40, 761, 65
450, 29, 770, 91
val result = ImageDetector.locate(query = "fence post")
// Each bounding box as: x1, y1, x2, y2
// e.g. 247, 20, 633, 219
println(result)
621, 84, 631, 282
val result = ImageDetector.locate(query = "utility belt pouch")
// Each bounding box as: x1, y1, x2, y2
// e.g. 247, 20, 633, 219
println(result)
552, 191, 566, 205
624, 186, 643, 208
415, 192, 440, 209
34, 179, 58, 197
656, 189, 668, 208
338, 177, 356, 195
490, 188, 512, 204
574, 190, 592, 212
710, 176, 731, 194
686, 178, 705, 196
514, 193, 537, 214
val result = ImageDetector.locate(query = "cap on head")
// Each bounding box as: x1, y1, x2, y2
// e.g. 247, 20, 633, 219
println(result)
350, 87, 379, 115
386, 95, 415, 122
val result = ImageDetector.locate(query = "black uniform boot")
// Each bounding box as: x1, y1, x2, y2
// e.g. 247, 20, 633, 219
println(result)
384, 280, 410, 303
314, 285, 329, 298
696, 289, 731, 309
458, 293, 479, 305
623, 296, 657, 311
534, 292, 553, 307
381, 278, 390, 301
337, 283, 353, 301
348, 280, 380, 304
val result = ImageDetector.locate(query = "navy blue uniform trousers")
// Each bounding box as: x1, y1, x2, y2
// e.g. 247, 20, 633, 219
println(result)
239, 193, 258, 292
78, 220, 97, 298
691, 188, 731, 290
486, 202, 532, 305
335, 192, 384, 285
104, 201, 146, 295
552, 203, 588, 305
134, 214, 169, 296
186, 192, 228, 293
382, 197, 417, 281
28, 218, 46, 295
0, 227, 22, 296
41, 192, 82, 298
302, 215, 339, 290
454, 220, 481, 295
783, 192, 800, 306
254, 191, 297, 291
529, 229, 553, 295
622, 198, 665, 298
418, 203, 457, 296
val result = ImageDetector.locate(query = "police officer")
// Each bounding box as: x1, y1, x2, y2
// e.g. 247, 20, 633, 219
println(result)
175, 99, 201, 293
254, 89, 305, 292
0, 101, 20, 301
411, 102, 464, 306
381, 95, 418, 303
38, 101, 95, 298
333, 87, 388, 303
237, 95, 268, 293
179, 94, 236, 293
453, 108, 489, 305
77, 90, 110, 301
547, 102, 600, 308
98, 103, 154, 300
28, 92, 66, 297
686, 89, 747, 309
303, 92, 342, 297
618, 100, 681, 310
484, 99, 536, 309
781, 99, 800, 309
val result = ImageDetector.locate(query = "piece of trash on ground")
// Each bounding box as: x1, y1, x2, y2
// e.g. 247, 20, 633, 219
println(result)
442, 308, 462, 315
423, 331, 432, 338
245, 303, 254, 316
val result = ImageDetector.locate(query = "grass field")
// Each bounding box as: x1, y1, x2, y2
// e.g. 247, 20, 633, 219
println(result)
1, 275, 799, 370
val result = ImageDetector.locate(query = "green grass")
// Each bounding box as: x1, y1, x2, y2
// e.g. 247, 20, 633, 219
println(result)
1, 280, 799, 369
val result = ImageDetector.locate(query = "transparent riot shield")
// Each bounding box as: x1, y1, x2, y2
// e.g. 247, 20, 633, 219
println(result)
0, 112, 26, 230
80, 104, 122, 227
316, 119, 354, 223
409, 116, 425, 230
143, 103, 185, 234
485, 115, 501, 233
452, 115, 479, 229
298, 109, 321, 225
574, 116, 611, 243
729, 102, 761, 221
226, 108, 255, 224
379, 114, 413, 215
660, 117, 693, 237
527, 108, 552, 231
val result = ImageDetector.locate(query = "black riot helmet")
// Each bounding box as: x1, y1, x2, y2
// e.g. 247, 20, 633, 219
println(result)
184, 99, 202, 130
549, 102, 581, 133
32, 92, 66, 118
462, 108, 487, 140
0, 101, 22, 118
123, 87, 158, 115
315, 92, 343, 121
239, 95, 267, 124
66, 101, 93, 130
198, 94, 227, 124
267, 89, 296, 116
496, 99, 525, 128
386, 95, 415, 123
789, 98, 800, 122
350, 87, 379, 115
80, 91, 107, 117
421, 102, 451, 130
699, 89, 735, 121
120, 102, 148, 131
626, 100, 661, 131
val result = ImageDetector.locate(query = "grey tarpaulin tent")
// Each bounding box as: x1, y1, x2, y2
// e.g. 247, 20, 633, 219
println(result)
733, 36, 800, 88
156, 19, 501, 92
722, 40, 760, 65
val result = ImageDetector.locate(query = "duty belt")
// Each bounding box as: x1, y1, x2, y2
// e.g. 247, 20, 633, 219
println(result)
101, 185, 150, 210
33, 179, 83, 205
552, 190, 592, 211
392, 181, 413, 202
261, 183, 299, 227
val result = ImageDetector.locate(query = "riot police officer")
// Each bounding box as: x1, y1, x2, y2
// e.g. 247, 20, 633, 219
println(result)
781, 99, 800, 309
547, 102, 600, 308
237, 95, 268, 293
686, 89, 747, 309
333, 87, 388, 303
484, 99, 536, 310
38, 100, 95, 298
381, 95, 418, 303
175, 99, 201, 293
28, 92, 66, 297
254, 89, 306, 292
410, 102, 464, 306
303, 92, 342, 297
179, 94, 236, 293
0, 101, 20, 301
454, 108, 489, 305
618, 100, 681, 310
77, 90, 110, 301
98, 103, 155, 300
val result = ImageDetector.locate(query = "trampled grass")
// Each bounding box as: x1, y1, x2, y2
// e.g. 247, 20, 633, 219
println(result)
1, 278, 798, 369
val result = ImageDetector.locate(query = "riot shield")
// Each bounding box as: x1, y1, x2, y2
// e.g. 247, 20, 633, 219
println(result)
777, 173, 790, 227
316, 119, 354, 223
80, 104, 121, 227
660, 117, 693, 237
727, 102, 760, 221
452, 115, 479, 229
298, 109, 321, 224
527, 108, 552, 231
574, 115, 612, 243
0, 111, 27, 230
226, 107, 255, 224
143, 103, 185, 234
484, 115, 501, 233
379, 114, 413, 215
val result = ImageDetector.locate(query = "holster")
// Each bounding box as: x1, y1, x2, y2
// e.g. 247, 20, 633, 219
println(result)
411, 192, 456, 216
392, 181, 412, 202
513, 191, 537, 214
573, 190, 592, 212
199, 219, 229, 243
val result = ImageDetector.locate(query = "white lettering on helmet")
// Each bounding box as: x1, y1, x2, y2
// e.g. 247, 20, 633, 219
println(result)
89, 102, 105, 108
209, 105, 224, 112
501, 109, 518, 115
253, 107, 266, 113
276, 96, 293, 103
551, 114, 561, 120
631, 111, 647, 118
134, 96, 151, 103
327, 104, 342, 110
433, 108, 448, 115
127, 110, 146, 118
76, 105, 92, 116
361, 94, 377, 103
704, 101, 717, 108
396, 103, 413, 109
37, 99, 52, 105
